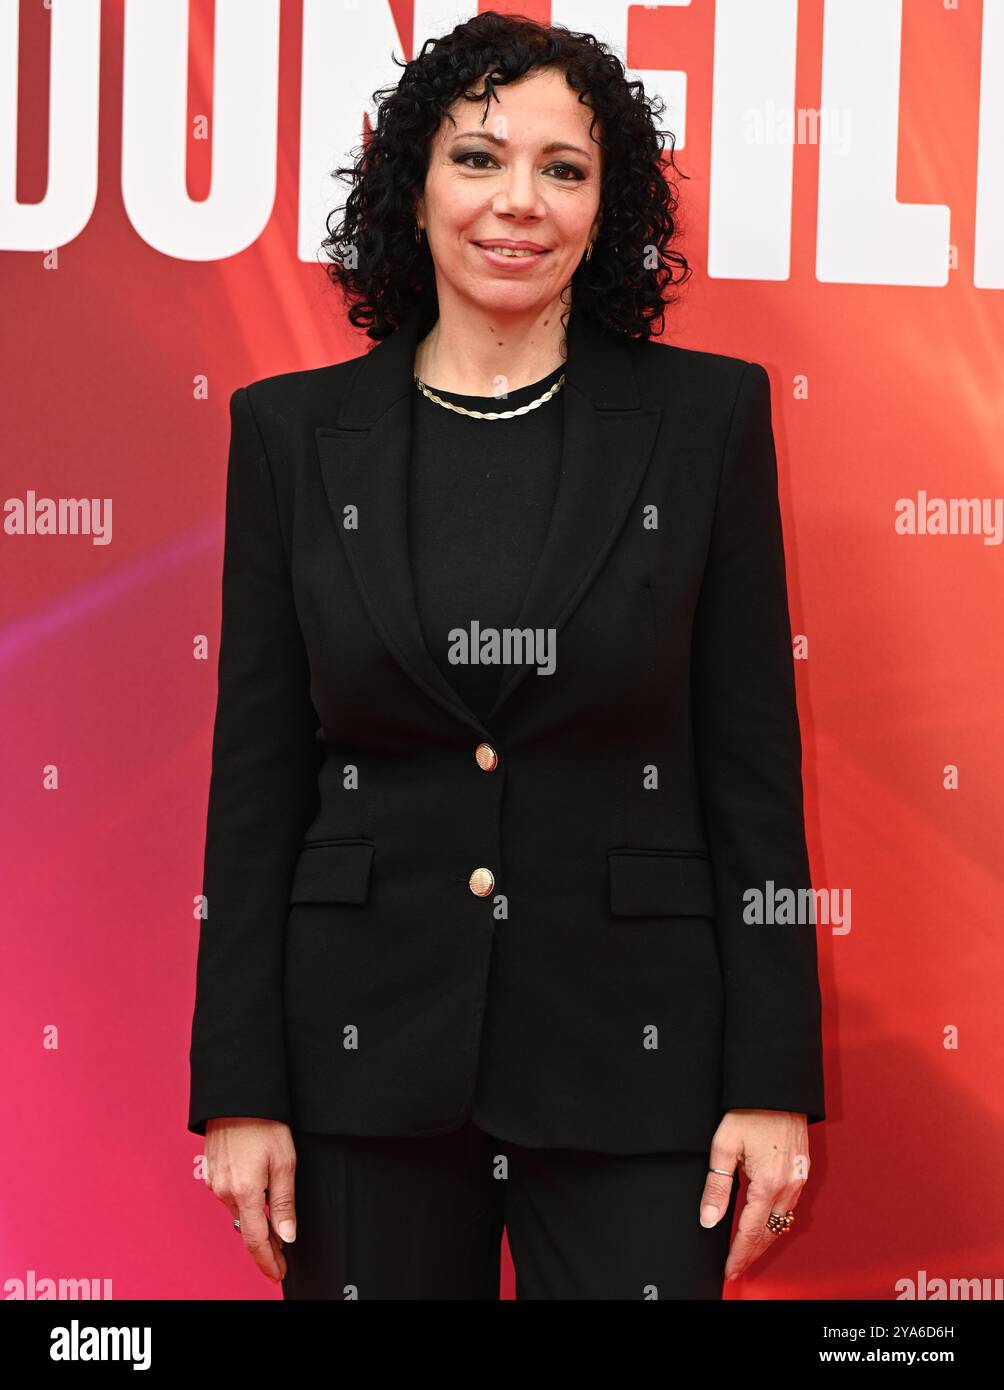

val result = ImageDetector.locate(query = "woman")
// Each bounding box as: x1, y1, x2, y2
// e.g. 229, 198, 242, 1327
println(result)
187, 11, 825, 1300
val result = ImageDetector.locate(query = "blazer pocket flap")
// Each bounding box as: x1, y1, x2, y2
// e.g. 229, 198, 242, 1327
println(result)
608, 849, 715, 917
289, 840, 374, 905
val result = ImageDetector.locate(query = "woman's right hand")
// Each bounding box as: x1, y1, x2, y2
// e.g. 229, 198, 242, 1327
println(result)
203, 1117, 297, 1283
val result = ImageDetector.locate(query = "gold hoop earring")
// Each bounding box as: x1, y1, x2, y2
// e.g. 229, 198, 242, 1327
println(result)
415, 223, 424, 244
585, 239, 594, 262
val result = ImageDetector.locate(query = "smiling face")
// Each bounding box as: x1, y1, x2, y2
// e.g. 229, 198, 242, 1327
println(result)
415, 67, 603, 322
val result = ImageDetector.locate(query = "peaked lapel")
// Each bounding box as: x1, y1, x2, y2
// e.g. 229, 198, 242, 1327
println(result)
314, 301, 663, 735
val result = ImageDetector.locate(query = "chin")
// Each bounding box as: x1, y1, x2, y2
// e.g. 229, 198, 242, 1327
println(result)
462, 281, 557, 317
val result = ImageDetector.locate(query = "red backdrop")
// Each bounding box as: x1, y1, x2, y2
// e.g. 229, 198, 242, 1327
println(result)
3, 0, 1002, 1301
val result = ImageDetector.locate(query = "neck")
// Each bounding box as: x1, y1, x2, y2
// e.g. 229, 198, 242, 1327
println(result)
414, 287, 570, 395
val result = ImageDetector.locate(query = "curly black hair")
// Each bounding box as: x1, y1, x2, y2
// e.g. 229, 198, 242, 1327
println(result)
320, 10, 690, 342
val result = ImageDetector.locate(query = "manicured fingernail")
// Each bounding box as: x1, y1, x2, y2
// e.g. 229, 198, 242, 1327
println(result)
726, 1272, 739, 1282
700, 1204, 720, 1227
279, 1221, 296, 1242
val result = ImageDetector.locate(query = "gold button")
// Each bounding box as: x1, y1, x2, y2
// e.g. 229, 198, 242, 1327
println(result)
469, 867, 495, 897
475, 742, 498, 772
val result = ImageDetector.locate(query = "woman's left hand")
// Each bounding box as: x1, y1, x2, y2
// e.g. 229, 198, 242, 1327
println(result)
699, 1108, 811, 1283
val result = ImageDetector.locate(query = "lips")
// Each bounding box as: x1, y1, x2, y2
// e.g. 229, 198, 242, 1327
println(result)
472, 241, 552, 271
473, 240, 549, 257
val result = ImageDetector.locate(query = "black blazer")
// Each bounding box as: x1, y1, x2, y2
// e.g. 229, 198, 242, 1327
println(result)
187, 301, 826, 1153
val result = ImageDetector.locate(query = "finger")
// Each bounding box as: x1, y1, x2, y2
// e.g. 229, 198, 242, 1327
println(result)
267, 1225, 288, 1282
237, 1192, 283, 1282
226, 1200, 254, 1249
231, 1195, 285, 1275
210, 1181, 240, 1229
266, 1154, 297, 1246
263, 1199, 290, 1283
699, 1163, 737, 1228
700, 1139, 740, 1227
741, 1175, 806, 1272
724, 1171, 785, 1281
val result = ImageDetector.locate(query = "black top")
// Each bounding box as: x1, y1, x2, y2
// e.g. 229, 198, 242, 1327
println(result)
408, 362, 565, 723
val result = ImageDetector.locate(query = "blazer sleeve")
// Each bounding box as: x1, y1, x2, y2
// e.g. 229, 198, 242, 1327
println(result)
187, 385, 322, 1137
690, 361, 826, 1124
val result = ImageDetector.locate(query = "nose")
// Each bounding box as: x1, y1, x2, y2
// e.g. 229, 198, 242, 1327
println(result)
491, 160, 546, 221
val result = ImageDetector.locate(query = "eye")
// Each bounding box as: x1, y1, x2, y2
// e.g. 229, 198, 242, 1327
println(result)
546, 162, 586, 182
453, 151, 499, 170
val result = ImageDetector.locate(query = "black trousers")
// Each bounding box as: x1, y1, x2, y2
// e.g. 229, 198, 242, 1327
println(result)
280, 1120, 739, 1300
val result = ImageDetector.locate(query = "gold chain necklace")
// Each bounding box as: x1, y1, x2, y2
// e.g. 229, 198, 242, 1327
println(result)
413, 372, 566, 420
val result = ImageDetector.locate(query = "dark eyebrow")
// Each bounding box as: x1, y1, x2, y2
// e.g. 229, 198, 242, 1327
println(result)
447, 130, 594, 160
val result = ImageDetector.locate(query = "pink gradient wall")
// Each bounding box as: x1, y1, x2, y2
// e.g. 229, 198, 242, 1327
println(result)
3, 0, 1002, 1301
